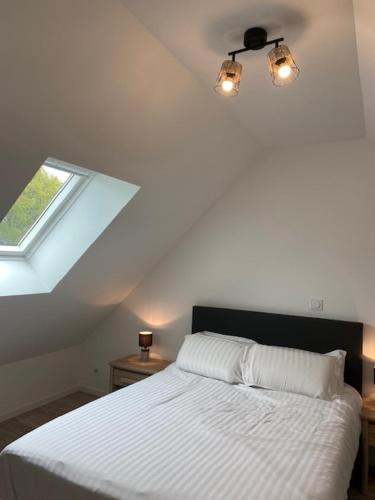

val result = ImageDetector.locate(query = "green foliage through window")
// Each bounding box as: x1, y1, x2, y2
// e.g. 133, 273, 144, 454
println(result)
0, 167, 70, 246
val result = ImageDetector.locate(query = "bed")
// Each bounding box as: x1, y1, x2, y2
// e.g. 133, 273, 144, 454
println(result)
0, 305, 363, 500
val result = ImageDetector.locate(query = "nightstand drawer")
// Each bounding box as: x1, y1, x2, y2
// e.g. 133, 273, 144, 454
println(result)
113, 368, 147, 387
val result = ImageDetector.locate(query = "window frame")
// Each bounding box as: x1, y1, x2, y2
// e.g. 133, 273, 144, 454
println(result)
0, 159, 92, 258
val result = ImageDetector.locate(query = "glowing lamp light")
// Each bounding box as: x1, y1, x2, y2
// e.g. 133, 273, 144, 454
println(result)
363, 332, 375, 387
278, 63, 292, 79
139, 331, 153, 362
222, 79, 234, 93
214, 60, 242, 97
267, 45, 299, 87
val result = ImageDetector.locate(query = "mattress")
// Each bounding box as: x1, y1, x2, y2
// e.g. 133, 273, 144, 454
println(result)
0, 364, 361, 500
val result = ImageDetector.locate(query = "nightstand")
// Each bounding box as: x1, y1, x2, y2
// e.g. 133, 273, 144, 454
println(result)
362, 400, 375, 495
109, 354, 171, 392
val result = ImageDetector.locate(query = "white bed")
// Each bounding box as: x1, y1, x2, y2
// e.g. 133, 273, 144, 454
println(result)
0, 363, 361, 500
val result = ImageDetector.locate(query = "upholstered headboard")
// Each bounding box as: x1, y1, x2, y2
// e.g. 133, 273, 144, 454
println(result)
192, 305, 363, 393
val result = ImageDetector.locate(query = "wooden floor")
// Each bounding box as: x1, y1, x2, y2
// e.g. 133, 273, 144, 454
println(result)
0, 391, 97, 451
0, 391, 372, 499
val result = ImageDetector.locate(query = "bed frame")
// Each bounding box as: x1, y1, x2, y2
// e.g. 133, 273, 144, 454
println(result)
192, 305, 363, 393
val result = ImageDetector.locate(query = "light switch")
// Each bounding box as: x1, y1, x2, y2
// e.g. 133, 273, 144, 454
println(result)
310, 298, 323, 312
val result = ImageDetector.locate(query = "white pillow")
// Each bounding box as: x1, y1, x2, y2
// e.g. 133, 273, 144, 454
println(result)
198, 331, 257, 346
241, 344, 338, 400
326, 349, 346, 395
176, 334, 246, 383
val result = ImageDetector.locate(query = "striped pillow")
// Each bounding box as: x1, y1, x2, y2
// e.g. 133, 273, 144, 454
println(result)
198, 331, 257, 346
176, 334, 246, 383
326, 349, 346, 395
241, 344, 337, 399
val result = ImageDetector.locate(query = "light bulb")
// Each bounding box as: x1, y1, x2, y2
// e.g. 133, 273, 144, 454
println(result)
267, 45, 299, 87
222, 79, 234, 92
278, 64, 292, 79
214, 60, 242, 96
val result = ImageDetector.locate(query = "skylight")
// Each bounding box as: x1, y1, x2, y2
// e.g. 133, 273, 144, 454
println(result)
0, 157, 140, 297
0, 161, 88, 256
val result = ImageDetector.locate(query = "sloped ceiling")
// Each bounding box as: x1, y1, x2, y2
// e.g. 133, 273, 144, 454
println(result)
122, 0, 365, 146
0, 0, 373, 366
353, 0, 375, 141
0, 0, 257, 365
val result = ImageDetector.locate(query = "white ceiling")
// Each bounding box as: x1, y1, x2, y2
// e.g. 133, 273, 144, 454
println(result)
122, 0, 366, 146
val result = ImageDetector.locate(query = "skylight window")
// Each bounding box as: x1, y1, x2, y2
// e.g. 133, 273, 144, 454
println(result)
0, 157, 140, 296
0, 161, 89, 256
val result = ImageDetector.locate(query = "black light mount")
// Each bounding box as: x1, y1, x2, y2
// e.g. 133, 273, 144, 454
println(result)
228, 27, 284, 61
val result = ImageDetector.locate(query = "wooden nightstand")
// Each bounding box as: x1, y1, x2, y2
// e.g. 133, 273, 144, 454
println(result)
109, 354, 171, 392
362, 400, 375, 495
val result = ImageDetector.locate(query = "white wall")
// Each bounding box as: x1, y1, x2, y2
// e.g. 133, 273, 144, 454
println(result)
80, 138, 375, 395
0, 346, 80, 421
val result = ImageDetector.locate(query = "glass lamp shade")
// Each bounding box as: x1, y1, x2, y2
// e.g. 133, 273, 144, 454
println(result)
267, 45, 299, 87
214, 60, 242, 96
139, 331, 153, 348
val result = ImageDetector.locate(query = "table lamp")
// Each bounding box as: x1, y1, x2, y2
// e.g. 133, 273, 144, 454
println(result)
139, 331, 153, 362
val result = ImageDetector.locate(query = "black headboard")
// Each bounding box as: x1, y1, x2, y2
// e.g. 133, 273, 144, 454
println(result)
192, 305, 363, 393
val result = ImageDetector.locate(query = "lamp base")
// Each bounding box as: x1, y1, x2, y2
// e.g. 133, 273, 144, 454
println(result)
140, 348, 149, 362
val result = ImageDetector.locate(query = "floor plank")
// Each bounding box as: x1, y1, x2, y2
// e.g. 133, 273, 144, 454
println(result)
0, 391, 97, 451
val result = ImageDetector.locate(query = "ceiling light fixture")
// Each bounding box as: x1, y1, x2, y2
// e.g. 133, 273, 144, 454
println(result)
214, 27, 299, 96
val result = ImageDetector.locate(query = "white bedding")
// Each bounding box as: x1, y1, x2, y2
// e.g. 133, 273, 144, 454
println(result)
0, 364, 361, 500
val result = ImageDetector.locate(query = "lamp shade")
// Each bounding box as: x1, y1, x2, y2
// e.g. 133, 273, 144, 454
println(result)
139, 331, 153, 348
214, 60, 242, 96
267, 45, 299, 86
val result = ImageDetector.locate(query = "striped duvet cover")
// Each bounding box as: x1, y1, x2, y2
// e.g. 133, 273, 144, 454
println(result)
0, 364, 361, 500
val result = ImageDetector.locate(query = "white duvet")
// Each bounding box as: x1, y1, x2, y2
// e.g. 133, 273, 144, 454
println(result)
0, 364, 361, 500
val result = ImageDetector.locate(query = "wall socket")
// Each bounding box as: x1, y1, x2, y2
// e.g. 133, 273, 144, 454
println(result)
310, 298, 324, 312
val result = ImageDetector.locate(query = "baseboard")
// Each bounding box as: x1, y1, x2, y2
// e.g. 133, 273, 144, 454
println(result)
77, 385, 108, 397
0, 386, 80, 423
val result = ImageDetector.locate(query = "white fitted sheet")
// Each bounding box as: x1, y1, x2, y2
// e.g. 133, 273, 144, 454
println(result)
0, 364, 361, 500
